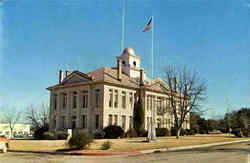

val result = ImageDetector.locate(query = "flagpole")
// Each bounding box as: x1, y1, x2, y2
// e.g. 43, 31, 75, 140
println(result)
121, 0, 125, 53
151, 16, 154, 79
151, 16, 156, 141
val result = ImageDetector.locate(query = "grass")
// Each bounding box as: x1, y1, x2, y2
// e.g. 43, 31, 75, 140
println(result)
8, 134, 249, 153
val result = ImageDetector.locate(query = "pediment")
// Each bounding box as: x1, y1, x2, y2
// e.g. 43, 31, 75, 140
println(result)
148, 80, 169, 92
61, 73, 90, 85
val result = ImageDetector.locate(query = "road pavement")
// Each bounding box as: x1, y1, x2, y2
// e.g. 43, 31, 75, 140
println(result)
0, 142, 249, 163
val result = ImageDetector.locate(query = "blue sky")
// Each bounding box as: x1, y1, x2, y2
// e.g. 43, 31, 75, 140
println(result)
0, 0, 249, 119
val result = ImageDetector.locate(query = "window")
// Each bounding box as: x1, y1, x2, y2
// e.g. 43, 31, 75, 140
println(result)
63, 94, 67, 108
114, 115, 118, 126
122, 60, 125, 65
129, 116, 133, 129
54, 119, 56, 129
95, 89, 100, 107
82, 115, 87, 129
122, 115, 126, 129
95, 115, 99, 129
167, 119, 171, 126
150, 96, 153, 111
114, 90, 118, 108
129, 92, 133, 106
109, 89, 113, 107
157, 119, 161, 128
147, 117, 150, 128
73, 92, 77, 109
147, 95, 150, 110
82, 91, 88, 108
133, 61, 136, 67
157, 97, 162, 115
72, 116, 76, 129
62, 116, 66, 129
122, 91, 126, 109
108, 114, 113, 125
54, 95, 57, 110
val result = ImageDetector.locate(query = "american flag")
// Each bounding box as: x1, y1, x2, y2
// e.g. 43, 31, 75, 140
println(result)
143, 17, 152, 32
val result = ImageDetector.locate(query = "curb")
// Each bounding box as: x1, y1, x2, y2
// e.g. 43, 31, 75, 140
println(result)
140, 139, 250, 154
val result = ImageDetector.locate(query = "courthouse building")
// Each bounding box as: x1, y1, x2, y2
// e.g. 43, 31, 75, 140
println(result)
47, 48, 190, 132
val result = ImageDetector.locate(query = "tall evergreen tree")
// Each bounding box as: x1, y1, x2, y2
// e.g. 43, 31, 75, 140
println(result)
133, 97, 145, 134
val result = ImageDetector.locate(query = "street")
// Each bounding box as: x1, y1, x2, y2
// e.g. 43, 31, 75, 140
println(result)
0, 142, 249, 163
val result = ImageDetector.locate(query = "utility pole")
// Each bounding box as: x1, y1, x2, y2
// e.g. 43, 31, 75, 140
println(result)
225, 97, 232, 134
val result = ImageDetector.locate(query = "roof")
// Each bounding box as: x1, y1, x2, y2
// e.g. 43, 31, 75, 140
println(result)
47, 67, 170, 94
88, 67, 140, 88
47, 67, 140, 90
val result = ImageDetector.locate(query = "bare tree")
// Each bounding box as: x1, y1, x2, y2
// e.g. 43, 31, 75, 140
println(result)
164, 65, 207, 139
25, 103, 49, 130
1, 106, 22, 138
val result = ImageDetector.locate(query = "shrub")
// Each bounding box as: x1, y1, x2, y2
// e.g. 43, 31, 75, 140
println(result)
180, 128, 187, 136
103, 125, 124, 139
170, 127, 189, 136
232, 128, 244, 138
68, 131, 93, 149
55, 132, 69, 140
101, 141, 112, 150
170, 127, 177, 136
242, 128, 249, 137
156, 128, 170, 137
137, 128, 147, 137
94, 130, 106, 139
186, 129, 195, 135
199, 130, 208, 134
125, 128, 137, 138
43, 132, 56, 140
33, 125, 49, 139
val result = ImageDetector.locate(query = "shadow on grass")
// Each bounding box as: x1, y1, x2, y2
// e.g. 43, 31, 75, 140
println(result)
8, 149, 70, 155
127, 139, 148, 143
56, 148, 79, 152
192, 135, 237, 138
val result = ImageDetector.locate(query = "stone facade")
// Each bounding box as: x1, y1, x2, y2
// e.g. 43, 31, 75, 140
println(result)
47, 48, 190, 133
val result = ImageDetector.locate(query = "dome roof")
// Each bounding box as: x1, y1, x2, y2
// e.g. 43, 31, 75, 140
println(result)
122, 48, 136, 56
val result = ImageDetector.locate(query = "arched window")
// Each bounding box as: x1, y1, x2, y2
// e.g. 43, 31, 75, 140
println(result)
122, 60, 126, 65
133, 61, 136, 67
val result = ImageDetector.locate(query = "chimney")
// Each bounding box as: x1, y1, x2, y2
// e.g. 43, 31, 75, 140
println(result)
117, 59, 122, 81
66, 70, 70, 77
168, 77, 172, 89
174, 77, 178, 91
59, 69, 64, 83
140, 69, 144, 86
185, 84, 189, 96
